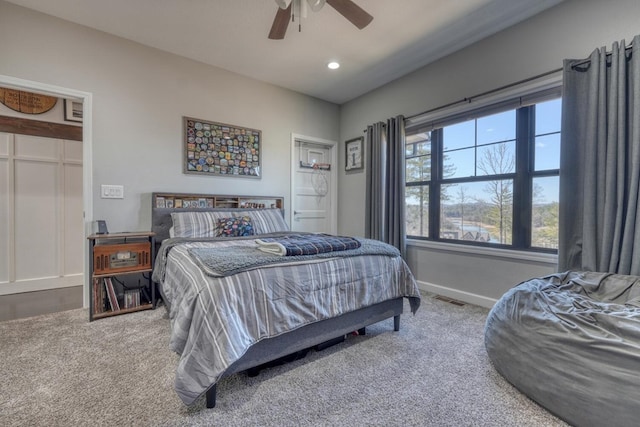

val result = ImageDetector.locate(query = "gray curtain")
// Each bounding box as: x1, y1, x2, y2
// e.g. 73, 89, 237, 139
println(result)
365, 115, 406, 257
559, 35, 640, 274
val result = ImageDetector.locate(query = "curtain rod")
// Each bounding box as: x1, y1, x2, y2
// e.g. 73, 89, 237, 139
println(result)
404, 67, 562, 122
570, 42, 634, 69
363, 123, 386, 132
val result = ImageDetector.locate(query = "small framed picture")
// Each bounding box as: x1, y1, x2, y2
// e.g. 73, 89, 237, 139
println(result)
64, 99, 83, 122
345, 137, 364, 171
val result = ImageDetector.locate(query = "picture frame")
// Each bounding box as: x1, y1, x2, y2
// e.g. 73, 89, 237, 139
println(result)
64, 99, 83, 122
183, 116, 261, 178
345, 136, 364, 171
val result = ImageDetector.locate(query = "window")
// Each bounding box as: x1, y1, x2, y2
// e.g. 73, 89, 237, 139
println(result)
405, 96, 561, 252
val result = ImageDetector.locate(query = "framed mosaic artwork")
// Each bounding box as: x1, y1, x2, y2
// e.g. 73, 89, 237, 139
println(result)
183, 116, 261, 178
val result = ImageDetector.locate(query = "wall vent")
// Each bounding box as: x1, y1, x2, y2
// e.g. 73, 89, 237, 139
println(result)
434, 295, 466, 306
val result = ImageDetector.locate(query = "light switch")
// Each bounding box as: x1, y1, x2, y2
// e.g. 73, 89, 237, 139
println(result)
101, 184, 124, 199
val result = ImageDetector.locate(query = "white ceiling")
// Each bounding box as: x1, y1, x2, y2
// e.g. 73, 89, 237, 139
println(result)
5, 0, 563, 104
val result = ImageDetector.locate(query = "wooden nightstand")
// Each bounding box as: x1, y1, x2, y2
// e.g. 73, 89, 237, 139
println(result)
87, 232, 155, 321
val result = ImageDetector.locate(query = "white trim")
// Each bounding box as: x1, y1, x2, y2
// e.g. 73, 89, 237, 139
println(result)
0, 274, 83, 295
0, 74, 93, 307
290, 133, 338, 235
408, 238, 558, 265
417, 279, 497, 309
6, 134, 15, 283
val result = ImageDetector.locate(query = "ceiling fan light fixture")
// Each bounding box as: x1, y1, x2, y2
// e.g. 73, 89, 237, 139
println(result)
275, 0, 292, 9
327, 61, 340, 70
299, 0, 308, 19
307, 0, 326, 12
269, 0, 372, 39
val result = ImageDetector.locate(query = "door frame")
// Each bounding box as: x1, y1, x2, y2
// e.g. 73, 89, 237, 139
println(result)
0, 74, 93, 307
290, 133, 338, 234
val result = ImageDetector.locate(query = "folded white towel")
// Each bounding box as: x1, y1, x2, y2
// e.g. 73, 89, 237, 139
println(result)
254, 239, 287, 256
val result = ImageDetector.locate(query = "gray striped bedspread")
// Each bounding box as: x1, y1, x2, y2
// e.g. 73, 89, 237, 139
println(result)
153, 233, 421, 405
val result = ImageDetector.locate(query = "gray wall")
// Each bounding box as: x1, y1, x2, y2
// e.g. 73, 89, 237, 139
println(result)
0, 1, 340, 234
337, 0, 640, 305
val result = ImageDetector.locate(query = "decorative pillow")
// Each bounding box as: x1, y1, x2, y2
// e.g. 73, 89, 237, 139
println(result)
216, 216, 254, 237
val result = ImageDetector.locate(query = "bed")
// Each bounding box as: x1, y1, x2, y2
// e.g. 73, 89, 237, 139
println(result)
151, 192, 421, 408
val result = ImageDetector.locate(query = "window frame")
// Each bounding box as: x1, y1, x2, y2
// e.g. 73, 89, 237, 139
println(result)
404, 76, 562, 253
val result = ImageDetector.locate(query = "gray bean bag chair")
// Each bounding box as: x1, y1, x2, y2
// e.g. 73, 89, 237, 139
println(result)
485, 271, 640, 427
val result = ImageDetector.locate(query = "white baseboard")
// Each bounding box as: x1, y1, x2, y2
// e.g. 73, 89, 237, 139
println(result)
0, 274, 83, 296
417, 280, 497, 309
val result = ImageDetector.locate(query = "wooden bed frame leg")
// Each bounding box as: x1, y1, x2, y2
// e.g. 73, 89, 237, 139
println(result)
206, 384, 217, 408
394, 314, 400, 331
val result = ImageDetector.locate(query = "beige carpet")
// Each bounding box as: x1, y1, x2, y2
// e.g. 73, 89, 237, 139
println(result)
0, 293, 567, 426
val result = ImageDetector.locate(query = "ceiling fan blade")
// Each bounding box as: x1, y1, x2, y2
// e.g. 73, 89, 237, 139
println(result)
268, 3, 292, 40
326, 0, 373, 29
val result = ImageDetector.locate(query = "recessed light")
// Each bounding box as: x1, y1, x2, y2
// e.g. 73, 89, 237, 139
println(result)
327, 61, 340, 70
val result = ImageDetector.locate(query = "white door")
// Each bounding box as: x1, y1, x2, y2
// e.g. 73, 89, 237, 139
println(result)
291, 137, 337, 234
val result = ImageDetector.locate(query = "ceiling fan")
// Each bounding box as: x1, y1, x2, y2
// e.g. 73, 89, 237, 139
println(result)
269, 0, 373, 40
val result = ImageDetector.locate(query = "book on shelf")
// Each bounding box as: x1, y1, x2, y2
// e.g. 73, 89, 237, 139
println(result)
93, 278, 105, 314
104, 277, 120, 311
123, 289, 140, 309
100, 279, 106, 313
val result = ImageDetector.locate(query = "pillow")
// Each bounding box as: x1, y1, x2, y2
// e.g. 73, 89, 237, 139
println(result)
216, 216, 254, 237
246, 208, 289, 234
170, 211, 229, 238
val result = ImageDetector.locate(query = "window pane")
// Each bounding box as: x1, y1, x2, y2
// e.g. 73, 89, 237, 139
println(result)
477, 110, 516, 145
443, 120, 475, 151
532, 176, 559, 249
406, 132, 431, 156
406, 186, 429, 237
477, 142, 515, 176
534, 133, 560, 171
406, 131, 431, 183
535, 98, 562, 135
444, 147, 475, 178
406, 143, 414, 157
406, 154, 431, 182
440, 180, 513, 244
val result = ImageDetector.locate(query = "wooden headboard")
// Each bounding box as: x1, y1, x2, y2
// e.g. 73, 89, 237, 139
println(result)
151, 192, 285, 242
